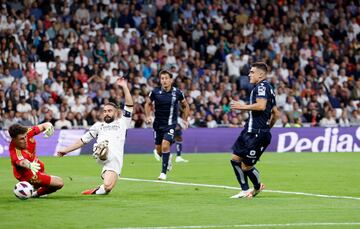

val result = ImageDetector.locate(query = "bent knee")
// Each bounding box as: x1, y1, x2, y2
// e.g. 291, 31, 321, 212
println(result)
104, 182, 115, 192
240, 162, 253, 171
162, 146, 170, 152
231, 154, 241, 162
51, 176, 64, 189
56, 178, 64, 189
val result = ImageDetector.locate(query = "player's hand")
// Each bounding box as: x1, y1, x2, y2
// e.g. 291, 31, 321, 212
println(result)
57, 151, 67, 157
27, 161, 40, 175
44, 124, 54, 138
145, 116, 152, 124
230, 100, 244, 110
116, 77, 127, 88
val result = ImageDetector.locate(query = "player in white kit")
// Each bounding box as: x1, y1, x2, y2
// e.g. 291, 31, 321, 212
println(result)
57, 77, 133, 195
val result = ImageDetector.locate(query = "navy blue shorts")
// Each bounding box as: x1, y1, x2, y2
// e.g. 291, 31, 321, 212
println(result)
232, 129, 272, 166
153, 125, 176, 145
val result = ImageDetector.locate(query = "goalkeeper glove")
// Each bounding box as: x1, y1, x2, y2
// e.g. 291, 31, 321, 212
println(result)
27, 161, 40, 175
44, 125, 54, 138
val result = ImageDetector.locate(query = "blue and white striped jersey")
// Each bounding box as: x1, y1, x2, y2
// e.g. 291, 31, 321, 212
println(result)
149, 87, 185, 128
245, 80, 276, 132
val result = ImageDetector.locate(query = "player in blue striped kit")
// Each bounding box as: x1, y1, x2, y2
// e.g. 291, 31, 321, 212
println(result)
229, 62, 280, 198
145, 70, 190, 180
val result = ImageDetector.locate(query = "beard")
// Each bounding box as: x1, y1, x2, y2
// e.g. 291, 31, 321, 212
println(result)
104, 115, 115, 123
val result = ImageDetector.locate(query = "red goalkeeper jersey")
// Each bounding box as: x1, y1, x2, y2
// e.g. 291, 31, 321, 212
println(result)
9, 126, 44, 180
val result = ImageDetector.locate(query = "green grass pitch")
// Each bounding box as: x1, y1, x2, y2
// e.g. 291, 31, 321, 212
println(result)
0, 152, 359, 229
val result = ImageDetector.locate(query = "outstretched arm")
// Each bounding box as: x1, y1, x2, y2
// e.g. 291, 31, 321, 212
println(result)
37, 122, 54, 138
116, 77, 133, 107
37, 122, 53, 132
57, 124, 99, 157
230, 98, 267, 111
57, 139, 85, 157
57, 122, 100, 156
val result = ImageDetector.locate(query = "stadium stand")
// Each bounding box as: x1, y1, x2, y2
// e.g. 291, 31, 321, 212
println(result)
0, 0, 359, 129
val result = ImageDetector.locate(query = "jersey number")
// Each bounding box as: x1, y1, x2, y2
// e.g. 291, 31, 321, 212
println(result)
249, 150, 256, 156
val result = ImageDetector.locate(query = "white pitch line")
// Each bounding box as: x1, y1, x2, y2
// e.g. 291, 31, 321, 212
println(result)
119, 177, 360, 201
111, 222, 360, 229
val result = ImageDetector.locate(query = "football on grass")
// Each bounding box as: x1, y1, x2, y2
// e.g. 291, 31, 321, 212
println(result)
14, 181, 34, 200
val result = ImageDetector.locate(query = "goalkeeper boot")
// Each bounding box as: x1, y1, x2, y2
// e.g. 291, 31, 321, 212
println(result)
230, 189, 253, 199
158, 173, 167, 180
252, 183, 265, 197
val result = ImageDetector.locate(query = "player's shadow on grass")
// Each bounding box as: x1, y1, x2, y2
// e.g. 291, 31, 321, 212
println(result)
1, 195, 110, 203
51, 194, 113, 201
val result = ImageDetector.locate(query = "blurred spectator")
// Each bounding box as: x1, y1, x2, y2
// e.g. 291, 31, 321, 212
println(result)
319, 110, 337, 127
0, 0, 358, 129
18, 112, 33, 126
16, 96, 32, 113
74, 112, 88, 129
206, 115, 218, 128
55, 112, 72, 129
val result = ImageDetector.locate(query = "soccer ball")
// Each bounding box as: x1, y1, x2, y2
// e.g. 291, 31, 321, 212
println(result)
14, 181, 34, 200
92, 140, 109, 161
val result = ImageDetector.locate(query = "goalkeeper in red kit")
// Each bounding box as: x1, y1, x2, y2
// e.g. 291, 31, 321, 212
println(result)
9, 123, 64, 198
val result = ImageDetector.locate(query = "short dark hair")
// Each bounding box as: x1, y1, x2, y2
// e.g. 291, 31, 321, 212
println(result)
159, 69, 173, 78
104, 102, 119, 109
252, 62, 269, 73
8, 124, 28, 139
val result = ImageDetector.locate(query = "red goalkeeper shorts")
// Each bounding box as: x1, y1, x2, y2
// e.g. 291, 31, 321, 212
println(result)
19, 172, 52, 188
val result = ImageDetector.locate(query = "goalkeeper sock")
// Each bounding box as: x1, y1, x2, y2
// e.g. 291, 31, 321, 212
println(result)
230, 160, 249, 191
176, 141, 183, 156
161, 152, 170, 174
95, 185, 107, 195
36, 186, 58, 196
245, 167, 261, 190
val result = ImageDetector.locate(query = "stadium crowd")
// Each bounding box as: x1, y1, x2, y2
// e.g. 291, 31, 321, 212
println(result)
0, 0, 359, 130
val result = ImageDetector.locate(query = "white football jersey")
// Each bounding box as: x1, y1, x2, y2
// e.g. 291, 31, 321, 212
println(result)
81, 106, 133, 163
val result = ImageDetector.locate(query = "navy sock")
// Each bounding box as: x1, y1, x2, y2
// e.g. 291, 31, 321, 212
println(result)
161, 152, 170, 174
230, 160, 249, 191
176, 142, 182, 156
245, 167, 261, 190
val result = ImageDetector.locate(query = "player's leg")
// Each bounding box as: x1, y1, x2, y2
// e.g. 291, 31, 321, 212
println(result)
230, 131, 253, 198
158, 126, 176, 180
158, 139, 171, 180
90, 170, 118, 195
243, 132, 272, 196
153, 129, 163, 161
153, 144, 162, 161
243, 166, 265, 197
83, 154, 123, 195
230, 155, 250, 190
175, 133, 183, 157
241, 159, 262, 189
175, 129, 188, 163
32, 174, 64, 197
241, 161, 265, 197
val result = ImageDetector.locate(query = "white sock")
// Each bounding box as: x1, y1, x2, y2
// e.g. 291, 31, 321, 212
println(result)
32, 191, 38, 197
95, 185, 107, 195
